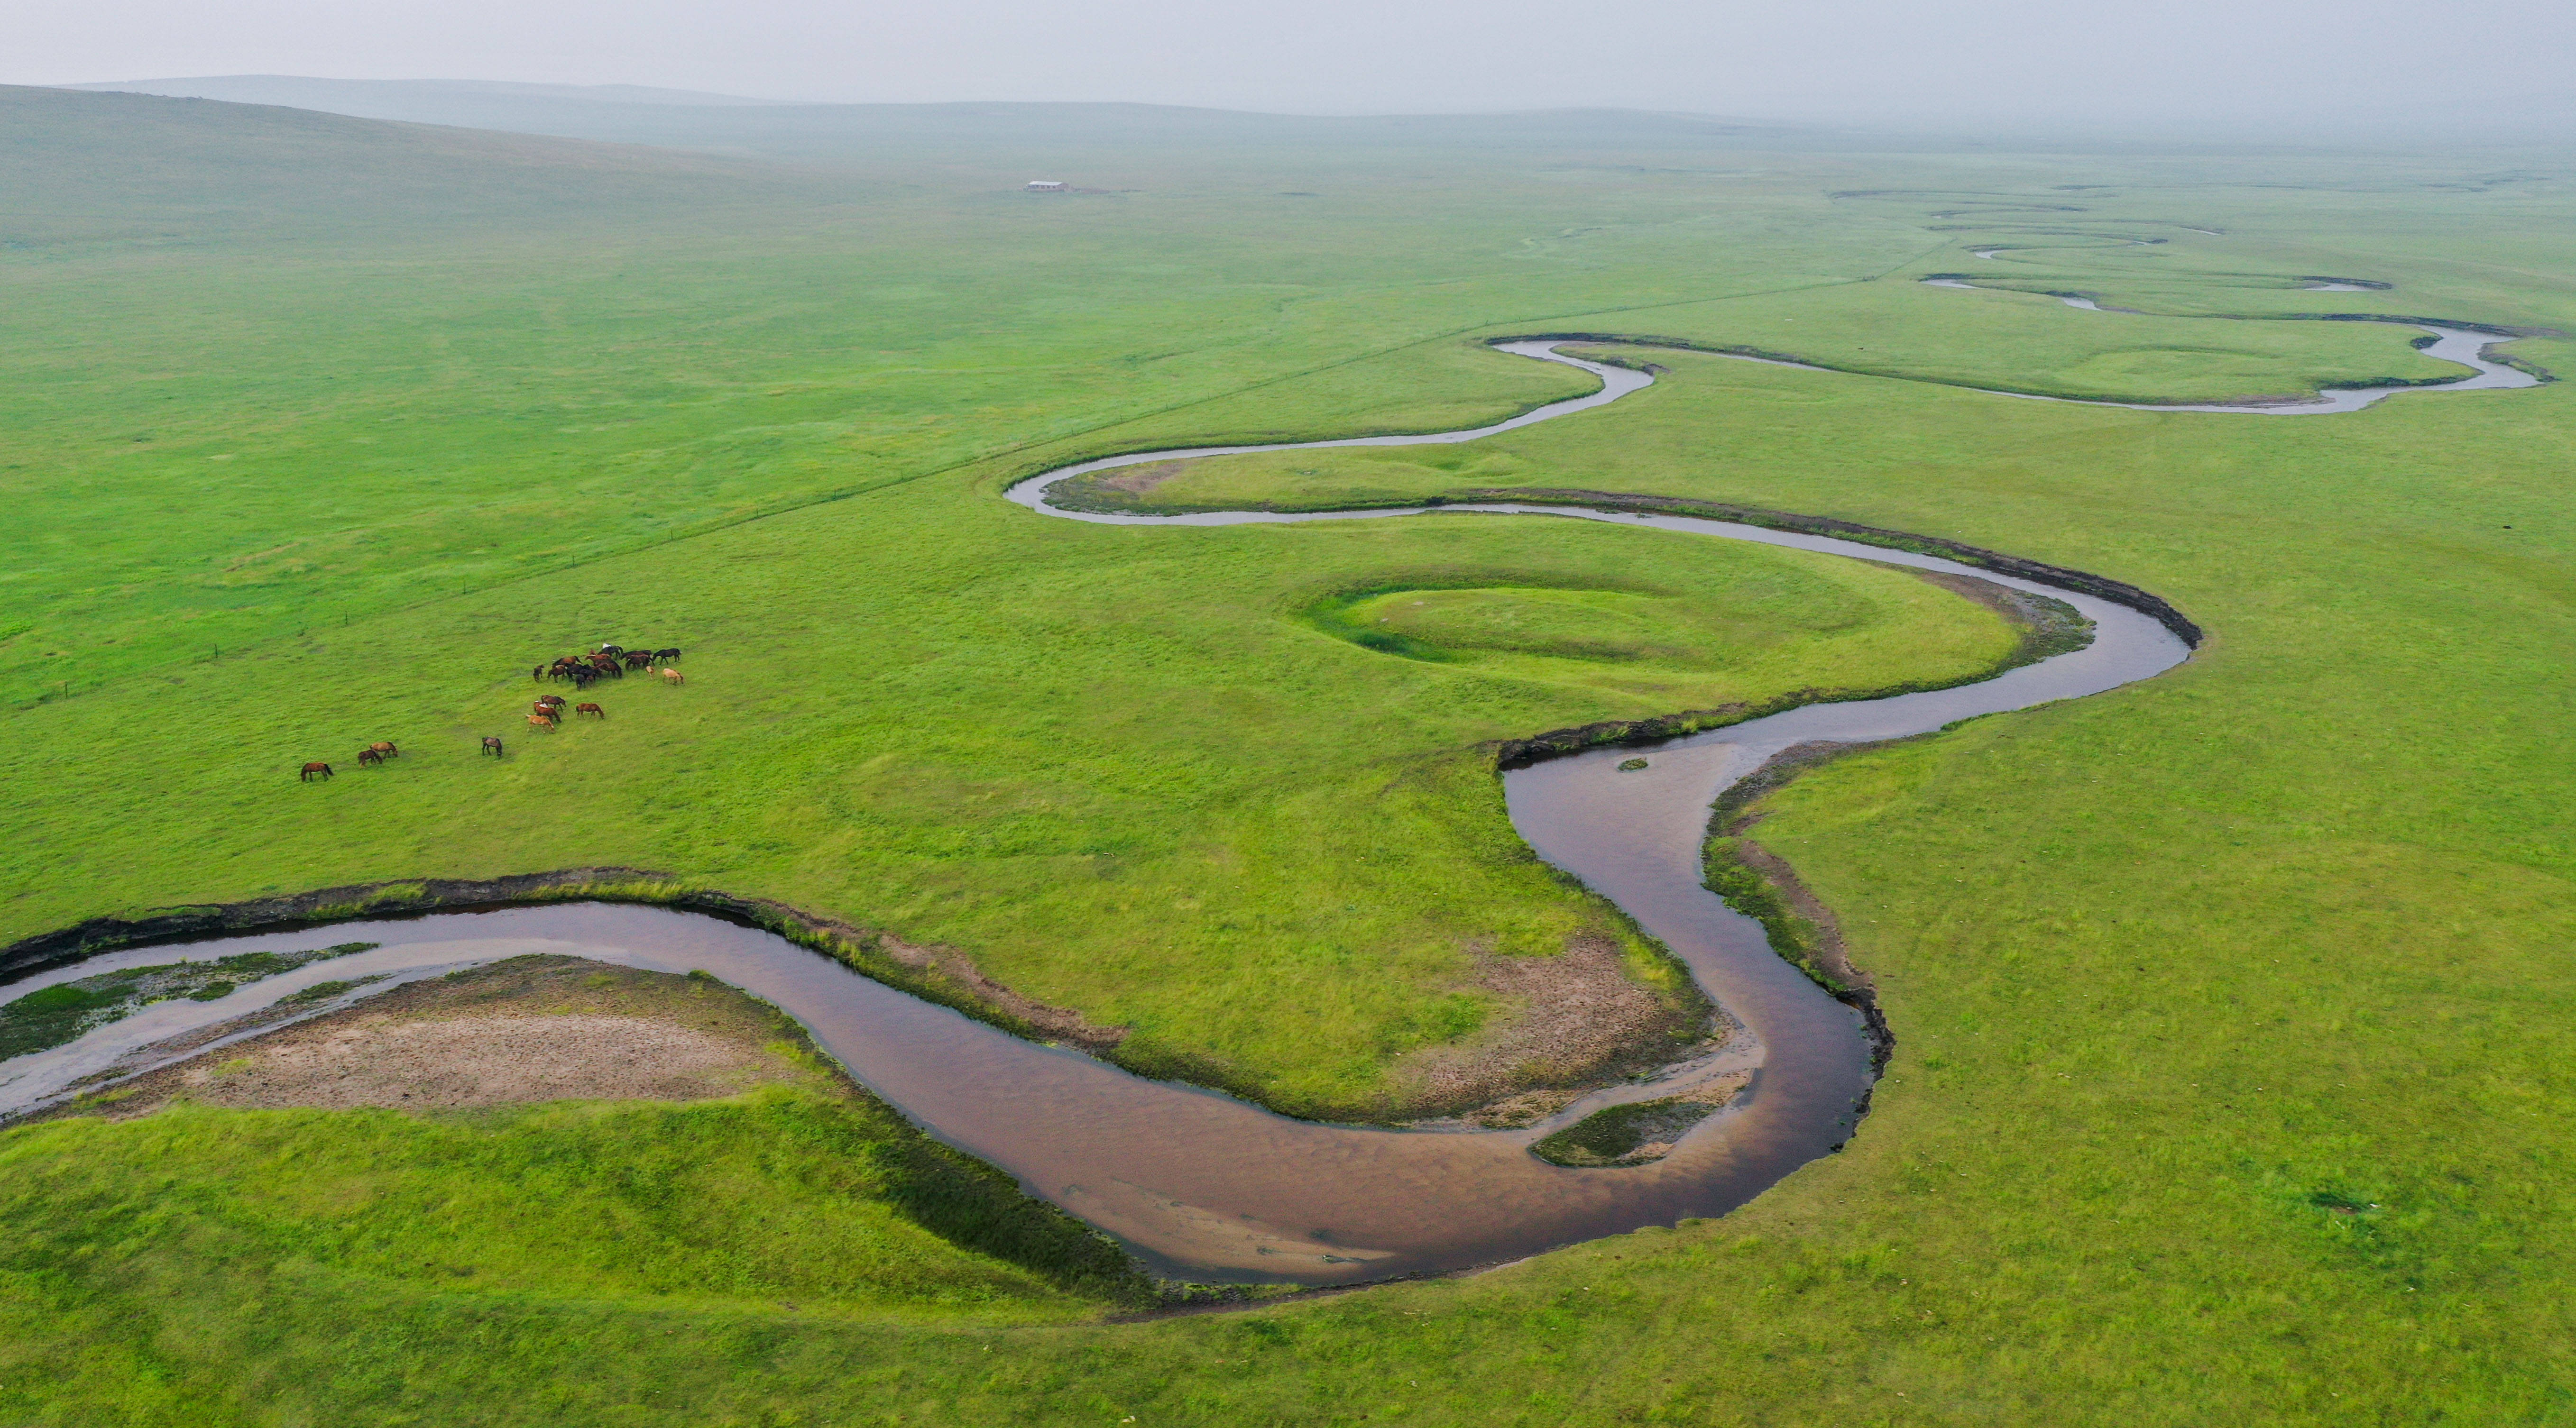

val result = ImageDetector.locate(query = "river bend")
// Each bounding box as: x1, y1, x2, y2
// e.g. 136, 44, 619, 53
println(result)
9, 315, 2518, 1284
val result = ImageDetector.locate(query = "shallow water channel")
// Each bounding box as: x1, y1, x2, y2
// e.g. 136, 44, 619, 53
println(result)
1918, 277, 2535, 412
9, 320, 2520, 1285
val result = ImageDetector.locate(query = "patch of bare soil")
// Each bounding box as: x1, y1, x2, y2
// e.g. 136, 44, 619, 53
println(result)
874, 934, 1128, 1053
59, 955, 834, 1121
1728, 838, 1869, 996
1900, 567, 2094, 663
1447, 1086, 1586, 1130
1395, 934, 1712, 1120
1527, 1070, 1752, 1168
1097, 459, 1194, 494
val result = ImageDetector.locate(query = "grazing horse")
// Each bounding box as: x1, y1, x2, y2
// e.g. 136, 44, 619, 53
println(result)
653, 648, 681, 664
481, 736, 505, 757
357, 748, 386, 768
300, 761, 333, 781
536, 695, 566, 709
532, 664, 546, 681
527, 713, 557, 731
368, 741, 397, 759
661, 668, 683, 685
575, 702, 605, 719
622, 650, 653, 671
598, 644, 625, 658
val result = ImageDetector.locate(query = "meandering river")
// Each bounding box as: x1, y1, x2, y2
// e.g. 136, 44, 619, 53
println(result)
2, 308, 2529, 1285
1916, 277, 2535, 412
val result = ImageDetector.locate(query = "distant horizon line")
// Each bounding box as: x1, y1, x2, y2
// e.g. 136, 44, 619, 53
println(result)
34, 73, 2573, 146
51, 74, 1796, 126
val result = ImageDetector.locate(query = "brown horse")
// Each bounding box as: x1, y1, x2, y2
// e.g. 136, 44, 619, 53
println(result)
368, 741, 398, 759
357, 748, 386, 767
575, 702, 605, 719
527, 713, 557, 731
481, 736, 505, 757
661, 668, 684, 685
300, 761, 333, 781
536, 695, 566, 709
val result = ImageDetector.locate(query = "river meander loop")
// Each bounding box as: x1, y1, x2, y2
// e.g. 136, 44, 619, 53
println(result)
3, 325, 2529, 1285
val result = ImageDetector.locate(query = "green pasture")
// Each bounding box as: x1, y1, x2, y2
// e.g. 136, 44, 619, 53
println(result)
2, 1088, 1129, 1323
3, 86, 2574, 1422
2, 491, 2015, 1117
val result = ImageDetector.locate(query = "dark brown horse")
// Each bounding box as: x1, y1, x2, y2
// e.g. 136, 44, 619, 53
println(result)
300, 761, 333, 781
357, 748, 386, 768
575, 702, 605, 719
481, 736, 505, 757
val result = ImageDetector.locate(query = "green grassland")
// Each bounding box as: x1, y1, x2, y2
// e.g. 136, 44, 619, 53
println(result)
1303, 565, 2022, 704
1, 958, 1153, 1419
2, 494, 2019, 1117
0, 86, 2035, 1119
4, 86, 2575, 1422
5, 1091, 1127, 1327
1560, 280, 2467, 403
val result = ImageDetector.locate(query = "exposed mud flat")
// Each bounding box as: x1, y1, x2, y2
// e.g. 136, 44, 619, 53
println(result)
43, 956, 827, 1122
1098, 459, 1195, 494
1530, 1071, 1754, 1167
1395, 933, 1715, 1118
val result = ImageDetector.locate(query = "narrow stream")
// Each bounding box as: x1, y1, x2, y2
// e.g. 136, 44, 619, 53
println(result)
1918, 277, 2535, 412
9, 313, 2516, 1285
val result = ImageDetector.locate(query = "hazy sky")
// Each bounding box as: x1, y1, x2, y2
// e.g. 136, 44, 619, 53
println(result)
10, 0, 2573, 133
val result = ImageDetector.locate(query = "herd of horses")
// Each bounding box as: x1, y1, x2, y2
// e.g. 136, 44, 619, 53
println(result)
299, 643, 684, 780
524, 644, 681, 732
539, 644, 681, 688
